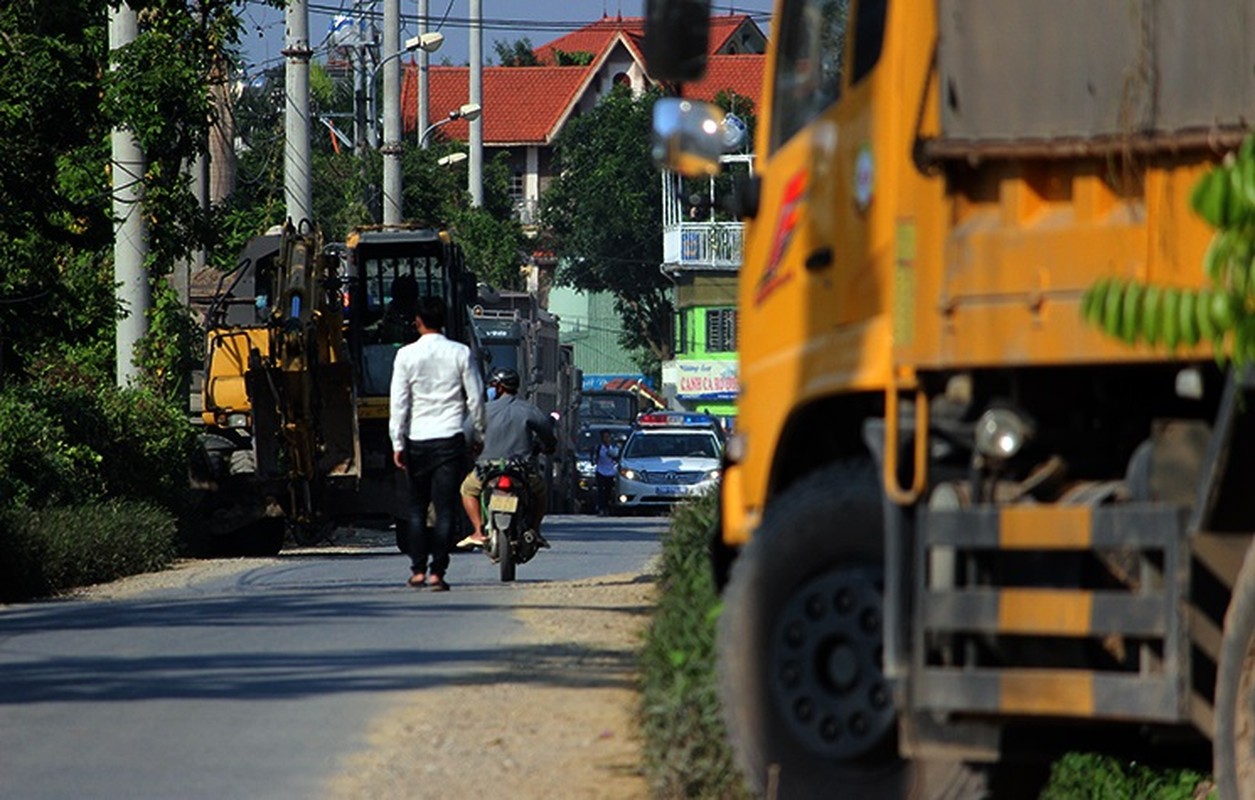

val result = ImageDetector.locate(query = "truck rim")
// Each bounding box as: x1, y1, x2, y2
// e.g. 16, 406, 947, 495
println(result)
768, 564, 893, 760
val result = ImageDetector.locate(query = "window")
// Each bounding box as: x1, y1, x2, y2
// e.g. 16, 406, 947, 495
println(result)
850, 0, 888, 85
705, 308, 738, 352
510, 170, 525, 204
675, 310, 689, 355
771, 0, 849, 151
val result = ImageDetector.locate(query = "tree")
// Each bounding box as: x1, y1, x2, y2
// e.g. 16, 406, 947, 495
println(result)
552, 49, 594, 66
494, 37, 539, 67
541, 85, 672, 371
0, 0, 274, 391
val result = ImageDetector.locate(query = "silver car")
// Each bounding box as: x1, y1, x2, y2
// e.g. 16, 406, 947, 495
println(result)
615, 426, 722, 510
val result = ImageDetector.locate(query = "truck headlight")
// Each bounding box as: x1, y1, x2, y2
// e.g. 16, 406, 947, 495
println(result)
975, 408, 1032, 460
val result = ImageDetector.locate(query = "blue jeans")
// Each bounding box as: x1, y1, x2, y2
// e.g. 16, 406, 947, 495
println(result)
405, 434, 466, 577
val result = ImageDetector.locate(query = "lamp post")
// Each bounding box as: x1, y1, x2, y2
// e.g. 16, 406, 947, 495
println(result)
369, 32, 443, 150
379, 29, 443, 225
420, 103, 482, 147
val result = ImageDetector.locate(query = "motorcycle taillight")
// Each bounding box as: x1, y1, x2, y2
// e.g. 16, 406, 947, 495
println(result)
497, 475, 513, 490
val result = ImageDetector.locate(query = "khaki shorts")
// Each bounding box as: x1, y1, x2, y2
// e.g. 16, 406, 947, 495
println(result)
460, 467, 547, 499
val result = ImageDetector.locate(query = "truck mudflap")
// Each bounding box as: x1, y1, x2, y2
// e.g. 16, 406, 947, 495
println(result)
911, 503, 1190, 724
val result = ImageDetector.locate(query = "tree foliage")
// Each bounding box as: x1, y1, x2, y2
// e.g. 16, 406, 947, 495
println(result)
542, 85, 672, 369
494, 37, 539, 67
0, 0, 282, 392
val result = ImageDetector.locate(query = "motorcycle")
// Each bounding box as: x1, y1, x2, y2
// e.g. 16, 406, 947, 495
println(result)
478, 458, 544, 582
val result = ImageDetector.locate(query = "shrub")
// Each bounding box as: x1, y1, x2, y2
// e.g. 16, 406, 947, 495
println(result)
0, 387, 102, 509
639, 493, 753, 799
2, 363, 196, 514
1039, 752, 1213, 800
0, 500, 177, 603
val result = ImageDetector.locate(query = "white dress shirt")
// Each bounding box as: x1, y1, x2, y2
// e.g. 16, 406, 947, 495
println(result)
389, 332, 486, 451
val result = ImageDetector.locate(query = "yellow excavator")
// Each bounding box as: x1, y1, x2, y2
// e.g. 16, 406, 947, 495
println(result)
189, 221, 481, 555
190, 221, 359, 554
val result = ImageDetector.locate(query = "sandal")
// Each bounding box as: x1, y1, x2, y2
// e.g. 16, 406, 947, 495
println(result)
407, 572, 427, 588
427, 575, 450, 592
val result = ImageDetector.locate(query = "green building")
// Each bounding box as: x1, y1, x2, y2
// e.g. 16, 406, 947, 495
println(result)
659, 155, 752, 425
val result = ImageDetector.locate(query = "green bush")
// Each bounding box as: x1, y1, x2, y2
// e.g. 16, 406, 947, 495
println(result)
639, 493, 753, 799
0, 388, 102, 509
0, 365, 196, 514
1039, 752, 1213, 800
0, 500, 178, 602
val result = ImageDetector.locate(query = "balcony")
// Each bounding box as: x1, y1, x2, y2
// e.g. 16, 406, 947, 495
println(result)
660, 154, 752, 273
663, 222, 744, 271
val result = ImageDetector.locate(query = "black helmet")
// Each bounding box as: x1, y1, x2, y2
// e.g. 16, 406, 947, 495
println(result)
489, 367, 520, 393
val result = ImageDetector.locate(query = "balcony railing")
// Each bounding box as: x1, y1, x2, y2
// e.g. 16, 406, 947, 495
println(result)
663, 221, 743, 270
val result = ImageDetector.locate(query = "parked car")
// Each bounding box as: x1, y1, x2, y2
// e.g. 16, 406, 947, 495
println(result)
573, 423, 632, 513
614, 416, 722, 512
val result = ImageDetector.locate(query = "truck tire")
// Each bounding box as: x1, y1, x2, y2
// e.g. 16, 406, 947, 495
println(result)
718, 461, 990, 800
1214, 540, 1255, 800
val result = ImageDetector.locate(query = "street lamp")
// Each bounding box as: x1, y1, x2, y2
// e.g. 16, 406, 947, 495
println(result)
436, 152, 468, 166
367, 32, 444, 148
421, 103, 482, 147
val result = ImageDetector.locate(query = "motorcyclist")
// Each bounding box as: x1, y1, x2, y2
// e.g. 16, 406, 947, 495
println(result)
457, 367, 557, 549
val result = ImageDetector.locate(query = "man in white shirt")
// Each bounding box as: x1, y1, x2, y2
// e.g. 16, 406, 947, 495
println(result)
390, 296, 486, 591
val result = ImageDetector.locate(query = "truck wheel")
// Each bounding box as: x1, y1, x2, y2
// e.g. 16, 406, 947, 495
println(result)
1214, 541, 1255, 800
718, 462, 989, 800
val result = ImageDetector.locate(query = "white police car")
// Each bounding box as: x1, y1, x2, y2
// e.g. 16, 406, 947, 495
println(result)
615, 413, 723, 511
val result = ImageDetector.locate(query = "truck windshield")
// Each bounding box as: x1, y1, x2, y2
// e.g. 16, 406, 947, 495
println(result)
580, 394, 635, 421
485, 342, 519, 371
771, 0, 849, 151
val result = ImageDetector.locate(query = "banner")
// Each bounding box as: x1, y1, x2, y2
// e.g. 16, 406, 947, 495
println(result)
675, 360, 739, 400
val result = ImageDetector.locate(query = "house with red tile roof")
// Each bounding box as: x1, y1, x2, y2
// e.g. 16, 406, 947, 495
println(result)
399, 13, 765, 229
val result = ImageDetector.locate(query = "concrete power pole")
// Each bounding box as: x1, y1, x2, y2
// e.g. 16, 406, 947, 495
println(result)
418, 0, 430, 149
284, 0, 314, 225
469, 0, 483, 206
109, 3, 149, 387
381, 0, 403, 225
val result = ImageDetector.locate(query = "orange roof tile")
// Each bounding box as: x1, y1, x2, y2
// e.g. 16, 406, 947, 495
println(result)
402, 63, 592, 145
683, 54, 764, 110
532, 13, 757, 63
397, 15, 766, 148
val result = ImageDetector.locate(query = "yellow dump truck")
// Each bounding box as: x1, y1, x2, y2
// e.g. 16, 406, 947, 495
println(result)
647, 1, 1255, 797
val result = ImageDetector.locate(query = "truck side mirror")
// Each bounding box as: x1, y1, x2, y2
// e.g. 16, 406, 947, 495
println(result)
651, 98, 726, 177
643, 0, 710, 82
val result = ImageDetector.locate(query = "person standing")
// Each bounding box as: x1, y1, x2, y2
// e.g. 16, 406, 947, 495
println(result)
390, 296, 486, 591
593, 428, 620, 516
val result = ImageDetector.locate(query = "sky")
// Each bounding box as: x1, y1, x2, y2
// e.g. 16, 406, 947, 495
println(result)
237, 0, 775, 73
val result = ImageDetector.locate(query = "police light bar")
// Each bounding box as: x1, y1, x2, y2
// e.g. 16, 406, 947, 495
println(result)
636, 411, 716, 427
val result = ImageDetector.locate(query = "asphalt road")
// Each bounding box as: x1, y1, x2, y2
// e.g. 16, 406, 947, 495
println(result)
0, 514, 665, 800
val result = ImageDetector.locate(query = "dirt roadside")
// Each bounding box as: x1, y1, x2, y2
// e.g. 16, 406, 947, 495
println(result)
326, 570, 657, 800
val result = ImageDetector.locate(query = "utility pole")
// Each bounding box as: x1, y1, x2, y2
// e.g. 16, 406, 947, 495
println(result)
418, 0, 430, 149
469, 0, 483, 206
381, 0, 402, 225
284, 0, 313, 225
109, 3, 149, 387
208, 51, 236, 204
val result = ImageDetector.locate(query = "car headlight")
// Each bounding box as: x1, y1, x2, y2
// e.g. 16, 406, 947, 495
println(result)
619, 467, 638, 480
705, 469, 721, 482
